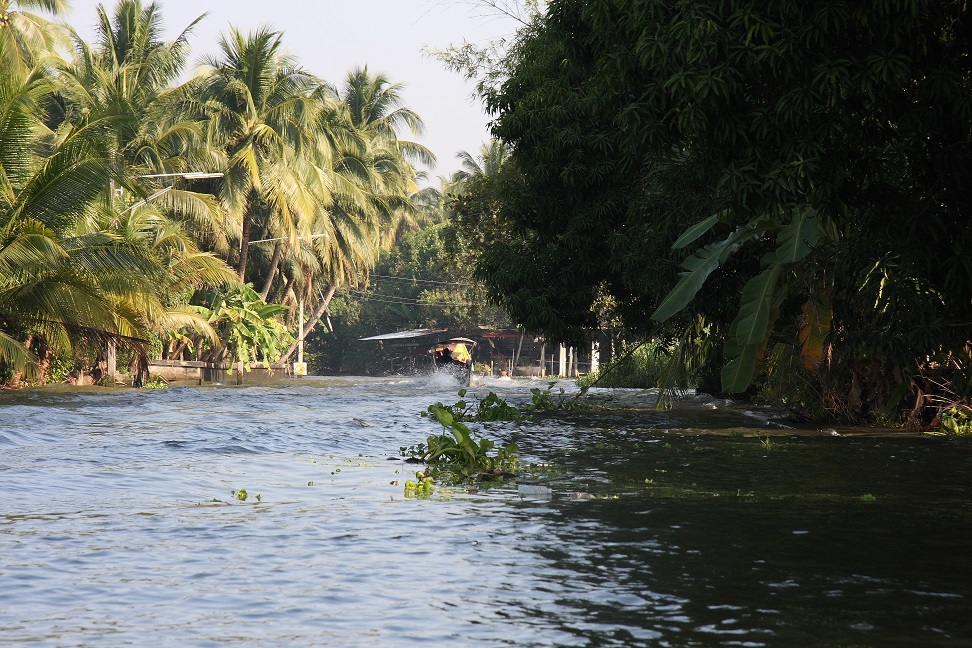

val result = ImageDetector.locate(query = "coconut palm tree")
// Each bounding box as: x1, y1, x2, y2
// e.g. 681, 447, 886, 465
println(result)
452, 139, 511, 184
379, 181, 449, 252
1, 50, 237, 384
53, 0, 227, 249
337, 66, 435, 243
0, 66, 158, 380
0, 0, 70, 77
276, 67, 442, 362
339, 66, 434, 165
189, 26, 323, 281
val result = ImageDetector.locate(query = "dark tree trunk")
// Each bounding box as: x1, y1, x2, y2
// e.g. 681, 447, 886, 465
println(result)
130, 351, 149, 388
260, 241, 284, 300
237, 209, 251, 280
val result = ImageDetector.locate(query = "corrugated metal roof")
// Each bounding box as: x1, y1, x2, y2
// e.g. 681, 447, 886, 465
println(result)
359, 328, 447, 341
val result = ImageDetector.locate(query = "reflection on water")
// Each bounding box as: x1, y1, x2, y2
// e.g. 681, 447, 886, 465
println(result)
1, 376, 970, 646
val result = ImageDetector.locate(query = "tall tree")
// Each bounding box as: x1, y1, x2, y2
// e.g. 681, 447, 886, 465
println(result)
337, 66, 435, 252
277, 70, 438, 362
190, 26, 321, 281
469, 0, 972, 417
0, 0, 70, 77
0, 66, 159, 380
452, 139, 510, 185
54, 0, 225, 248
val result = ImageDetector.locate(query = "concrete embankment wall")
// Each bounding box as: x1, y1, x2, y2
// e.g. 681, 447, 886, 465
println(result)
147, 359, 288, 384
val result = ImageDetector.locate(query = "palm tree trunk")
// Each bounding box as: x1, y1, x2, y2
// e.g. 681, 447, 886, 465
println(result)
260, 241, 284, 300
280, 286, 337, 363
237, 209, 251, 280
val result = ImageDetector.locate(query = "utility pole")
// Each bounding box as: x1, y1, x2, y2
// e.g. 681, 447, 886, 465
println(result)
293, 297, 307, 376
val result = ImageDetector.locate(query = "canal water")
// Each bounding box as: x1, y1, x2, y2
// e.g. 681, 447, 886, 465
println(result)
1, 375, 970, 646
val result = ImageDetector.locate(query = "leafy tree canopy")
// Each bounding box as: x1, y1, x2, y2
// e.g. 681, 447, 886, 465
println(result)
470, 0, 972, 414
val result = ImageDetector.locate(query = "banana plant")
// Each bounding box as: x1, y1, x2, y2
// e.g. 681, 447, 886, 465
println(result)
653, 206, 831, 393
204, 283, 292, 371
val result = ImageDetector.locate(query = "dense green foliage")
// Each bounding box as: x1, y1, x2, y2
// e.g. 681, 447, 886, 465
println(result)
577, 342, 674, 390
199, 283, 293, 370
0, 0, 431, 385
458, 0, 972, 420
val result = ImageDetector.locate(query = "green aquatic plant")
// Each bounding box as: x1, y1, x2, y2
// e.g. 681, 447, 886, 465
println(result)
757, 434, 776, 451
231, 488, 261, 502
940, 406, 972, 436
528, 382, 562, 410
474, 390, 524, 421
143, 376, 169, 390
406, 390, 521, 488
420, 388, 524, 423
425, 402, 519, 480
527, 381, 594, 411
404, 472, 435, 498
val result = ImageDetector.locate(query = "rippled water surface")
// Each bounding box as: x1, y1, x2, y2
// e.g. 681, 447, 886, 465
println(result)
2, 376, 971, 646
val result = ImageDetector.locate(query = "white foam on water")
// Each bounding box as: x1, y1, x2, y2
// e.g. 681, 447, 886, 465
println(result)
424, 370, 462, 389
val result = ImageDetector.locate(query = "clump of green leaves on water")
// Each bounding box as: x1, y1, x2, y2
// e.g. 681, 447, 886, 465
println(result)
400, 389, 527, 495
940, 405, 972, 436
401, 385, 589, 497
231, 488, 261, 502
403, 473, 435, 498
424, 387, 525, 423
405, 389, 520, 490
143, 375, 169, 390
528, 381, 598, 411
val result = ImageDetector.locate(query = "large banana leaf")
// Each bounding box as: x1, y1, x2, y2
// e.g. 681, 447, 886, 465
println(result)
776, 208, 819, 264
671, 212, 720, 250
651, 223, 759, 323
721, 343, 758, 394
734, 265, 782, 347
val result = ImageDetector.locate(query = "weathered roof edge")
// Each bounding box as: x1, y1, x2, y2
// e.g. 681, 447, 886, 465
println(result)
359, 328, 447, 341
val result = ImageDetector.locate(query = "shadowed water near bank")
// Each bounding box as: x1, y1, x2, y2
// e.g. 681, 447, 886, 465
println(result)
1, 376, 970, 646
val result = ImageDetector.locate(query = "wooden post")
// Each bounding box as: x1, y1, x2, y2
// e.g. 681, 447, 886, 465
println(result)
107, 340, 117, 386
559, 344, 567, 377
298, 297, 304, 364
513, 331, 524, 377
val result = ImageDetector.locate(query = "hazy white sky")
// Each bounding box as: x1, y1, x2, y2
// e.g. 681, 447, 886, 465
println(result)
65, 0, 523, 182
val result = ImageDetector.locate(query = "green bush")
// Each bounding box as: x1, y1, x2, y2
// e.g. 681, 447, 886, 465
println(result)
577, 341, 675, 389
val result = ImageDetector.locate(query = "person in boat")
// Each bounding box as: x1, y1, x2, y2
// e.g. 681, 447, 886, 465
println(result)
430, 337, 476, 385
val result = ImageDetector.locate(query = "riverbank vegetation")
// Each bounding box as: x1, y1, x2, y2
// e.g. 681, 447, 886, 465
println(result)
4, 0, 970, 434
444, 0, 972, 426
0, 0, 435, 386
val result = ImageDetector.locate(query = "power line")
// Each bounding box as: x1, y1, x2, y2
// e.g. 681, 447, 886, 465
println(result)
349, 289, 479, 308
352, 289, 451, 302
368, 273, 476, 287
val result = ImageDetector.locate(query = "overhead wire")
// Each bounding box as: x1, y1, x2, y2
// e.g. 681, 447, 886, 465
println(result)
349, 288, 479, 308
368, 273, 477, 287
